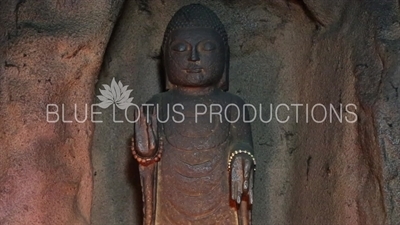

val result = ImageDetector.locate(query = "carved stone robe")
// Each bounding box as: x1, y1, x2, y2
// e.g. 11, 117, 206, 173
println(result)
143, 89, 252, 225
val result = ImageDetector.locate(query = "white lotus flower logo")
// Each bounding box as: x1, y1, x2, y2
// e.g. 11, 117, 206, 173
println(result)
97, 78, 134, 109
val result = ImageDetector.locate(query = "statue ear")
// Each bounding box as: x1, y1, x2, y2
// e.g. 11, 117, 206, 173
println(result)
163, 47, 174, 90
218, 46, 229, 91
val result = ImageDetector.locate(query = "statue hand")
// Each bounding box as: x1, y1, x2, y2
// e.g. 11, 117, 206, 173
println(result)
132, 107, 158, 158
230, 153, 254, 205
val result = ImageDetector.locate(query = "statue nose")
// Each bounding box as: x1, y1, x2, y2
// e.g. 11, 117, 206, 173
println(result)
189, 48, 200, 61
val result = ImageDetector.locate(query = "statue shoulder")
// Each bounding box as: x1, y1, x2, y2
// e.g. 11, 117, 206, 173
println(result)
146, 92, 170, 105
221, 92, 247, 107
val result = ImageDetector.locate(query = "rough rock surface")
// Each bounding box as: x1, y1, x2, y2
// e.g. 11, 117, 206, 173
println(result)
0, 0, 124, 224
92, 1, 400, 225
0, 0, 399, 225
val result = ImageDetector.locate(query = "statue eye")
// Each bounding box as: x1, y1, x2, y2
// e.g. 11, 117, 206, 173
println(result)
171, 43, 189, 52
201, 41, 216, 51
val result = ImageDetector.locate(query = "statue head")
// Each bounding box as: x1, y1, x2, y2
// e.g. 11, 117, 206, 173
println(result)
162, 4, 229, 91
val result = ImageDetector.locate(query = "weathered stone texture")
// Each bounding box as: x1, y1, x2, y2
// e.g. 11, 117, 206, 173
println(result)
0, 0, 399, 225
92, 1, 400, 225
0, 0, 123, 224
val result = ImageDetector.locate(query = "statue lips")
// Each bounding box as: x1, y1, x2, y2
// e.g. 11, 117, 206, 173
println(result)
185, 66, 203, 74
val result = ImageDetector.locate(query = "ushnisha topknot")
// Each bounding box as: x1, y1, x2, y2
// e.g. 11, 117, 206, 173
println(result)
162, 4, 228, 48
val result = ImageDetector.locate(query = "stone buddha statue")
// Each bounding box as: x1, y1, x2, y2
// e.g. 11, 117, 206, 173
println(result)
132, 4, 255, 225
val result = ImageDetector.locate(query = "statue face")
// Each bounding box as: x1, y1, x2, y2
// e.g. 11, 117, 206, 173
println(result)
164, 28, 226, 88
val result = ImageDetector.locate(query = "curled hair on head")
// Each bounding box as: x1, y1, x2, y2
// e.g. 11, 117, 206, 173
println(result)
162, 4, 228, 48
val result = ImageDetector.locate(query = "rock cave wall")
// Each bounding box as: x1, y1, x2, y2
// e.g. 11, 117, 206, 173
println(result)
0, 0, 399, 225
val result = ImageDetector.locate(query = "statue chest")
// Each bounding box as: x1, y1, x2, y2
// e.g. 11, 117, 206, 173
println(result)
157, 94, 233, 150
162, 112, 230, 151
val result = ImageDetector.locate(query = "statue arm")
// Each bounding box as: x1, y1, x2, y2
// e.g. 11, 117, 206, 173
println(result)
132, 96, 163, 164
228, 95, 254, 154
228, 94, 254, 154
227, 95, 255, 225
131, 95, 163, 225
